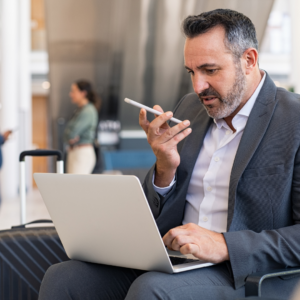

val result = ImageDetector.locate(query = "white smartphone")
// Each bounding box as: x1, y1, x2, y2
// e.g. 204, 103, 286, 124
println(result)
124, 98, 183, 124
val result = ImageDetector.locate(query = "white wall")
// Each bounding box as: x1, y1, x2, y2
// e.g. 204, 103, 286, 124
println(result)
0, 0, 32, 199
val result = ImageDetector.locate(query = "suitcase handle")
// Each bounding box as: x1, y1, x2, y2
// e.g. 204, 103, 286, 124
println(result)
19, 150, 63, 161
11, 219, 53, 229
19, 149, 64, 225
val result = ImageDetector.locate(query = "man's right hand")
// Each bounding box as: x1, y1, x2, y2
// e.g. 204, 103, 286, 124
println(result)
139, 105, 192, 187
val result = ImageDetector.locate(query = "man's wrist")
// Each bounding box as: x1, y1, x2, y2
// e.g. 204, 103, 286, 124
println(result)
154, 168, 176, 187
152, 172, 176, 196
219, 233, 230, 262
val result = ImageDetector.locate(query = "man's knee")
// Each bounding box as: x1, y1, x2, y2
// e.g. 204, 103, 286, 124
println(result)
126, 272, 171, 300
39, 260, 92, 300
39, 261, 144, 300
39, 262, 69, 299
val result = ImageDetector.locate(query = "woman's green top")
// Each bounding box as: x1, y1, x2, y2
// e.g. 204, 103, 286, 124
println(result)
64, 103, 98, 145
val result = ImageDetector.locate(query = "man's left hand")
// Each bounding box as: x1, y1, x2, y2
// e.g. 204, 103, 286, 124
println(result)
163, 223, 229, 263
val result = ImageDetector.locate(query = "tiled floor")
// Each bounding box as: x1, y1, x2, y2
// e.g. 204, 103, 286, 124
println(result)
0, 188, 51, 230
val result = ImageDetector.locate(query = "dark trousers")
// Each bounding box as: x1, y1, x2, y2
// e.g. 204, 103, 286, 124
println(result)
38, 260, 297, 300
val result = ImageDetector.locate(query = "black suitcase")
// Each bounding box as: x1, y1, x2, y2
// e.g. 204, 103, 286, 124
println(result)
0, 150, 70, 300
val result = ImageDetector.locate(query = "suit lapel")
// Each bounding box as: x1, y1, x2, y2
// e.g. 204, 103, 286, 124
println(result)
227, 73, 278, 229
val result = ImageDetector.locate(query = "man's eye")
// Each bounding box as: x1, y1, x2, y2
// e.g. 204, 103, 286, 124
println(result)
187, 70, 194, 75
206, 69, 217, 74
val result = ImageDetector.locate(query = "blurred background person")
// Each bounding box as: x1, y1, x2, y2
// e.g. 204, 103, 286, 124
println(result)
64, 80, 99, 174
0, 130, 12, 205
0, 130, 12, 170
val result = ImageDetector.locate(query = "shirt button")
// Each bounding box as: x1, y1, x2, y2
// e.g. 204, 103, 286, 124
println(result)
226, 130, 231, 135
203, 216, 208, 222
207, 186, 212, 192
214, 157, 219, 162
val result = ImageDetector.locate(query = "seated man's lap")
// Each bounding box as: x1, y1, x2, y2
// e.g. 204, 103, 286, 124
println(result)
38, 260, 298, 300
126, 263, 244, 300
39, 261, 238, 300
126, 266, 299, 300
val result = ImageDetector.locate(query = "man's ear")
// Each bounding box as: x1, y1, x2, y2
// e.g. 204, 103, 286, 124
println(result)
242, 48, 258, 75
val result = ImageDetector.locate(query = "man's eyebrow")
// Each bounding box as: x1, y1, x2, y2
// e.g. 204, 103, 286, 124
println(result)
185, 63, 219, 70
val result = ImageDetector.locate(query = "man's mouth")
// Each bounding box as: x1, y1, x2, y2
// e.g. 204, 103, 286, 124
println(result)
201, 96, 218, 105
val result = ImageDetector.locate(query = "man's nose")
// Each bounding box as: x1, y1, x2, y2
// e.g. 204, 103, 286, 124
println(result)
192, 75, 209, 94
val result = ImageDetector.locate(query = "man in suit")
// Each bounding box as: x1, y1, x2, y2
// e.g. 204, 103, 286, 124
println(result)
39, 9, 300, 300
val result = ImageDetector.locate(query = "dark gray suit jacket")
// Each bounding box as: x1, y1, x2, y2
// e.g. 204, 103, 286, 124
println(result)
143, 73, 300, 289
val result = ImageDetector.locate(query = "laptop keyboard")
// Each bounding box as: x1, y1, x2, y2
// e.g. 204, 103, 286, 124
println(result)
169, 256, 200, 266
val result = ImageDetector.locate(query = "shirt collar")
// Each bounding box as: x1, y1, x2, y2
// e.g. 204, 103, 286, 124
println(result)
214, 70, 266, 129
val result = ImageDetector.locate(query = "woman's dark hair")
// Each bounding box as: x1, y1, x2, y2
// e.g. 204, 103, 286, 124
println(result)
75, 80, 101, 111
182, 9, 258, 60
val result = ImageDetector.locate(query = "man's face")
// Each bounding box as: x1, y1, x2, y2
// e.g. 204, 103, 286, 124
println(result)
184, 26, 246, 119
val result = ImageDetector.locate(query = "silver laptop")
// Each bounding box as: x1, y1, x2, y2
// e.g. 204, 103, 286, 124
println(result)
34, 174, 214, 273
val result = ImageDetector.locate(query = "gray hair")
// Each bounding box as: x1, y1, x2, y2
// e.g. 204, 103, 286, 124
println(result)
182, 9, 258, 60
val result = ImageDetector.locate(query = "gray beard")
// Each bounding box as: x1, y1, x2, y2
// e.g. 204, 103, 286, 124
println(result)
199, 62, 246, 120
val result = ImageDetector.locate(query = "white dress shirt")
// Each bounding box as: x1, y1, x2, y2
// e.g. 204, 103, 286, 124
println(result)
153, 72, 266, 233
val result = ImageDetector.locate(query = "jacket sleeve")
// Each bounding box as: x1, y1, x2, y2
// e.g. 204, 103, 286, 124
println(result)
143, 165, 161, 218
223, 145, 300, 289
143, 164, 178, 219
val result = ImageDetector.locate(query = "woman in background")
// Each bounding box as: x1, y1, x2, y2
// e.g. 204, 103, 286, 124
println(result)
64, 80, 99, 174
